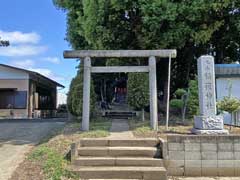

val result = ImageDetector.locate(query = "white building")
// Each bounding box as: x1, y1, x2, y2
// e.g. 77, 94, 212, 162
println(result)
0, 64, 64, 119
215, 64, 240, 126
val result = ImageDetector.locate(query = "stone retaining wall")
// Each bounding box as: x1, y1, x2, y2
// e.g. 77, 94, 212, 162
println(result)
161, 135, 240, 176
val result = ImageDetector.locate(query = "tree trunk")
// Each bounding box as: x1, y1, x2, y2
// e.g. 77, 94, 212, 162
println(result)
100, 85, 104, 102
182, 107, 186, 123
181, 94, 188, 123
142, 108, 145, 122
104, 79, 107, 101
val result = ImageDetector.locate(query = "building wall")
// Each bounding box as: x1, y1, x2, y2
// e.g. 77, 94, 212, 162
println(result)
0, 79, 29, 91
0, 65, 61, 119
0, 65, 29, 79
216, 77, 240, 125
162, 135, 240, 176
0, 79, 29, 118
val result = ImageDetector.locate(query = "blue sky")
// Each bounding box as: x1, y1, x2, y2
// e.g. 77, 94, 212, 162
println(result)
0, 0, 79, 102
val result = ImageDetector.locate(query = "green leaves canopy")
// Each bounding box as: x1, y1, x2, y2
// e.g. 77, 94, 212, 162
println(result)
127, 73, 149, 110
67, 65, 96, 116
54, 0, 239, 52
54, 0, 240, 114
217, 97, 240, 114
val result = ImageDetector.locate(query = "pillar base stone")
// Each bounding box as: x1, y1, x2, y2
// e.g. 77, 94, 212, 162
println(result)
194, 115, 224, 130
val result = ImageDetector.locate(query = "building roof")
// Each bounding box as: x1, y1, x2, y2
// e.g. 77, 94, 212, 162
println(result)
215, 64, 240, 78
0, 64, 64, 88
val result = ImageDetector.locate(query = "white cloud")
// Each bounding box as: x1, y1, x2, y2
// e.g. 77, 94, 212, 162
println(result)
0, 45, 47, 57
29, 68, 65, 82
0, 30, 40, 44
10, 59, 35, 68
29, 68, 52, 77
57, 92, 67, 105
42, 57, 61, 64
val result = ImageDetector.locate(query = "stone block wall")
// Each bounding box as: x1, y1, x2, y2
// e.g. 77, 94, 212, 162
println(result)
161, 135, 240, 176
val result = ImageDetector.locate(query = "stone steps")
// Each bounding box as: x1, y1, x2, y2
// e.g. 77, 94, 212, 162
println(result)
79, 138, 159, 147
78, 147, 160, 157
73, 157, 164, 166
70, 138, 167, 180
104, 111, 136, 119
69, 166, 167, 180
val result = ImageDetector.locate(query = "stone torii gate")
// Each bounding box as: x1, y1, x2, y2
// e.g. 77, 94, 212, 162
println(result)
64, 50, 177, 131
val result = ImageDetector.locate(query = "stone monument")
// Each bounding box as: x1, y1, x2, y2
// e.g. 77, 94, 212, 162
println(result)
192, 55, 229, 134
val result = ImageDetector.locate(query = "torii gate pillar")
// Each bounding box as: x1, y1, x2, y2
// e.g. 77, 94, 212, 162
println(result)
149, 56, 158, 130
82, 57, 91, 131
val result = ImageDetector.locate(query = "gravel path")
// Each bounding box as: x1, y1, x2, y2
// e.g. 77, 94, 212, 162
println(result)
109, 119, 134, 139
0, 120, 65, 180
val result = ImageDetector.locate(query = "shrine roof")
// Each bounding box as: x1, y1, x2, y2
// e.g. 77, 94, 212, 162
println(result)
215, 64, 240, 78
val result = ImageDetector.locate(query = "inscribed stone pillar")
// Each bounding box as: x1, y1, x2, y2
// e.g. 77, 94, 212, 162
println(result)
192, 55, 228, 134
82, 57, 91, 131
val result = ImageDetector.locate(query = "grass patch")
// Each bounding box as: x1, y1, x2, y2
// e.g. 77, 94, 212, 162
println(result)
90, 117, 112, 131
28, 145, 78, 180
66, 116, 112, 137
79, 130, 109, 138
133, 126, 157, 138
129, 118, 157, 138
129, 113, 194, 138
158, 125, 192, 135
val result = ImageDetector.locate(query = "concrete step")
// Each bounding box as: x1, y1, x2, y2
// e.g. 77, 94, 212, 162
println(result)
106, 111, 136, 115
78, 147, 160, 157
79, 138, 159, 147
69, 166, 167, 180
105, 116, 130, 119
74, 157, 164, 166
104, 111, 136, 119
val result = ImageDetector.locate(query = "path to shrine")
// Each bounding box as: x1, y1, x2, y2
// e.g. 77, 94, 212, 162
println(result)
109, 119, 134, 139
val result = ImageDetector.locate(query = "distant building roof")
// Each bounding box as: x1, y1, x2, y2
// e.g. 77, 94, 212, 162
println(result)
215, 64, 240, 78
0, 64, 64, 88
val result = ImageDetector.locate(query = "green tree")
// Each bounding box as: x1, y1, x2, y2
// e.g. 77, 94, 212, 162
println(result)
54, 0, 240, 87
127, 73, 149, 121
67, 64, 96, 118
217, 97, 240, 128
187, 79, 199, 117
53, 0, 240, 118
217, 80, 240, 128
0, 37, 10, 47
170, 88, 188, 122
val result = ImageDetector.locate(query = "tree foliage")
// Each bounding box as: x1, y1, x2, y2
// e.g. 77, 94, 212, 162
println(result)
67, 64, 96, 117
127, 73, 149, 110
217, 80, 240, 114
217, 97, 240, 114
170, 88, 188, 122
187, 79, 199, 117
0, 37, 10, 47
54, 0, 240, 114
54, 0, 240, 51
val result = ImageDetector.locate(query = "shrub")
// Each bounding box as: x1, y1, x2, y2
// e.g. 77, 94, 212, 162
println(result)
170, 99, 184, 109
187, 79, 199, 117
174, 88, 187, 98
217, 97, 240, 113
